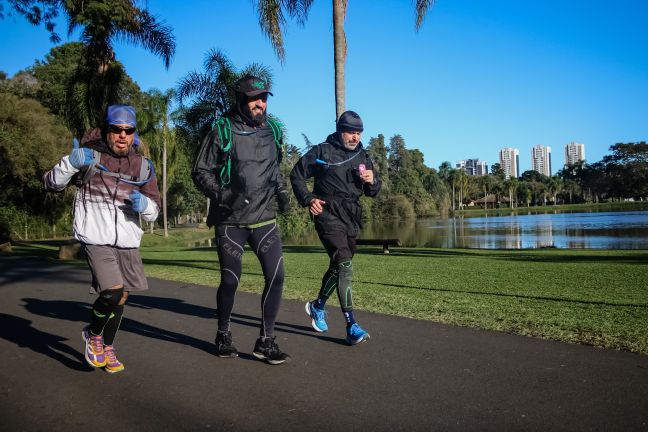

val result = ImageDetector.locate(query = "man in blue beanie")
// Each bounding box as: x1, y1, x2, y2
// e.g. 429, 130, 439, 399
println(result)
44, 104, 161, 373
290, 111, 382, 345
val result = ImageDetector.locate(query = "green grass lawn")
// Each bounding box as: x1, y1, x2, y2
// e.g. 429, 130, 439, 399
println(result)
8, 230, 648, 355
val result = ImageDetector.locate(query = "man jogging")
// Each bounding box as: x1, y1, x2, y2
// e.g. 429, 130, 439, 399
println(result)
192, 75, 291, 365
44, 105, 160, 373
290, 110, 381, 345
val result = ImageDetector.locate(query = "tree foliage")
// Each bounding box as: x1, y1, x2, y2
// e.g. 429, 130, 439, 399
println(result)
0, 90, 75, 239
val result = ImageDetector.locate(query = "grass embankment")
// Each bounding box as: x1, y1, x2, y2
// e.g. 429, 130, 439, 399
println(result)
9, 229, 648, 355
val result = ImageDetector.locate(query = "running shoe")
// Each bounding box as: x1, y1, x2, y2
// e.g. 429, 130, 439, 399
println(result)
103, 345, 125, 373
346, 323, 370, 345
253, 337, 290, 365
215, 330, 238, 358
82, 327, 106, 367
305, 301, 328, 332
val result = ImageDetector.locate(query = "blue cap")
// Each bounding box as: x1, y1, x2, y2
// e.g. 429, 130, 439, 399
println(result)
106, 104, 137, 127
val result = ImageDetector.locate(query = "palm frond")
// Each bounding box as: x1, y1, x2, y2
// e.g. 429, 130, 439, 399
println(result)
204, 48, 235, 76
282, 0, 314, 25
176, 72, 215, 104
241, 63, 273, 89
415, 0, 435, 30
120, 9, 176, 69
255, 0, 286, 63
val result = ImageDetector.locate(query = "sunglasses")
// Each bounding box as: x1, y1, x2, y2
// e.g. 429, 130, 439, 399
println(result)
247, 93, 268, 102
109, 125, 136, 135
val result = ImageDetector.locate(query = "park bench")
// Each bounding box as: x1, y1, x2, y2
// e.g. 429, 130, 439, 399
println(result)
356, 238, 401, 254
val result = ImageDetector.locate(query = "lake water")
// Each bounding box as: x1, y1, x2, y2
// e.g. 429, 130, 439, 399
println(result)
283, 210, 648, 249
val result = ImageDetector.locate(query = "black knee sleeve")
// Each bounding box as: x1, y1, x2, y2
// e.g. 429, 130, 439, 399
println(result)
98, 288, 124, 311
90, 288, 124, 336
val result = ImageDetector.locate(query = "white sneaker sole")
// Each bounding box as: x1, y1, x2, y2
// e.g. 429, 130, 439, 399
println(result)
304, 302, 327, 333
347, 333, 370, 345
253, 351, 287, 365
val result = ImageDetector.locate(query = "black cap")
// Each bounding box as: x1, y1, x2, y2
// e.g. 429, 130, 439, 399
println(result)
336, 110, 363, 132
235, 75, 273, 97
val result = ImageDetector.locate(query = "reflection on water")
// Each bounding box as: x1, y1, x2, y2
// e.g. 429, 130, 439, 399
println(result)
283, 210, 648, 250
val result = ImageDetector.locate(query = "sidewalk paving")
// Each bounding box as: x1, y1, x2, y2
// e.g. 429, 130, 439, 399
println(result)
1, 255, 647, 432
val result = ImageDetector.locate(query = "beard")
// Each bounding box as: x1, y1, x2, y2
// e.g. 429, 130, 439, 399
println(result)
339, 132, 359, 150
238, 101, 266, 126
249, 111, 265, 125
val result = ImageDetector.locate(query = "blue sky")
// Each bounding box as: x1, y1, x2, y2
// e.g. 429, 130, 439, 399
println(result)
1, 0, 647, 173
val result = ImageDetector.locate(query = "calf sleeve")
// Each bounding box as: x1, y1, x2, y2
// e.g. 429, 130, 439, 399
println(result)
89, 288, 124, 336
102, 304, 124, 345
318, 262, 339, 300
336, 260, 354, 312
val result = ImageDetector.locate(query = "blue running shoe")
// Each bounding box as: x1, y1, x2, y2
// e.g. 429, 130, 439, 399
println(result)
346, 323, 370, 345
305, 301, 328, 332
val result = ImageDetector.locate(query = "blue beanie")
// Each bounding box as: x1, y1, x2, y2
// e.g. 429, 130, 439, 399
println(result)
106, 105, 137, 127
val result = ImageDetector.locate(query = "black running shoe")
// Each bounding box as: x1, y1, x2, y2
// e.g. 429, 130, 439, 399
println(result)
215, 331, 238, 358
253, 337, 290, 365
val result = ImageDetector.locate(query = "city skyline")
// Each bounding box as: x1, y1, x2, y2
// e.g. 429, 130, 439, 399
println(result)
459, 141, 586, 177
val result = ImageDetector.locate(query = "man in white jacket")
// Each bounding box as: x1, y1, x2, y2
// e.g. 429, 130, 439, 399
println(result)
44, 105, 161, 373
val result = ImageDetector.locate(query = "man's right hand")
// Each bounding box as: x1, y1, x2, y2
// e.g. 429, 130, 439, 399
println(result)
309, 198, 326, 216
69, 138, 94, 169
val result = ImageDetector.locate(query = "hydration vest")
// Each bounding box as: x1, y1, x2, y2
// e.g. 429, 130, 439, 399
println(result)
212, 116, 284, 186
79, 150, 154, 186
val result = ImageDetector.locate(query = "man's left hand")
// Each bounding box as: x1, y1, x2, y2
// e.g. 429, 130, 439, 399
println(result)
130, 190, 148, 213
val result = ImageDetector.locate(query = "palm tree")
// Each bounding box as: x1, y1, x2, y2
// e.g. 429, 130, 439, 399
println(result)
438, 162, 457, 211
176, 49, 273, 149
455, 170, 470, 210
140, 89, 177, 237
504, 178, 518, 209
60, 0, 175, 136
252, 1, 435, 119
477, 175, 493, 210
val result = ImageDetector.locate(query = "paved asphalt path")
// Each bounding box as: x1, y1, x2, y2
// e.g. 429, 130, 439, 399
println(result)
1, 255, 647, 432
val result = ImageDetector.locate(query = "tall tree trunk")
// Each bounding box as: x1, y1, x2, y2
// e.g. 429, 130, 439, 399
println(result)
452, 183, 456, 211
333, 0, 347, 120
163, 131, 168, 237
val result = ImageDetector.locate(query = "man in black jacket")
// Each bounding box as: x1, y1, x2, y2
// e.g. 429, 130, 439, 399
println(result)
290, 111, 381, 345
192, 75, 291, 365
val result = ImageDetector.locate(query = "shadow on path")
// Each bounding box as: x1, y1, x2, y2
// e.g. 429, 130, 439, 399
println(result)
0, 313, 92, 372
21, 298, 216, 357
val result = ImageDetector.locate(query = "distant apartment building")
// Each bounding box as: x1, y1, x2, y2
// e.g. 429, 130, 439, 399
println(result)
564, 141, 586, 166
531, 145, 552, 176
498, 147, 520, 179
456, 159, 488, 176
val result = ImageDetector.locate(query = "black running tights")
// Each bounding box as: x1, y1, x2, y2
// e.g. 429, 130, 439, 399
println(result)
215, 222, 285, 337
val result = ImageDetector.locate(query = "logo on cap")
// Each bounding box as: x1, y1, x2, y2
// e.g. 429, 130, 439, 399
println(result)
252, 81, 266, 90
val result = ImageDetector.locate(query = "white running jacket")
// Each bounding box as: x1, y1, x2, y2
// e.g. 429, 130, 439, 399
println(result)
44, 147, 161, 249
